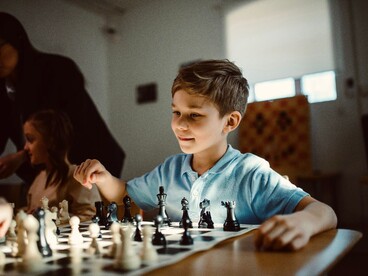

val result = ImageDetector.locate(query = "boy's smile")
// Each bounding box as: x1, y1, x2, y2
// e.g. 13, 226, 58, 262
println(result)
171, 89, 229, 157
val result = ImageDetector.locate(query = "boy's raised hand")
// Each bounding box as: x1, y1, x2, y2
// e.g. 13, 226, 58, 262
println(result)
74, 159, 110, 189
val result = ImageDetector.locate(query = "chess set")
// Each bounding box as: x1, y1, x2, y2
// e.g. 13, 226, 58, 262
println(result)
0, 187, 258, 275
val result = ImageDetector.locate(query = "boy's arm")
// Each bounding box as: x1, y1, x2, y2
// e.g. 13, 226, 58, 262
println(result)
254, 196, 337, 251
73, 159, 127, 203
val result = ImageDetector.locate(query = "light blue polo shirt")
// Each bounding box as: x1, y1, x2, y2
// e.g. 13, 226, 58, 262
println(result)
127, 145, 308, 224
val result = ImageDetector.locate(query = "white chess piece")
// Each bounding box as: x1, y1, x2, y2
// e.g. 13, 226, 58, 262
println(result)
41, 196, 49, 211
108, 222, 121, 258
114, 225, 141, 270
20, 214, 42, 272
15, 210, 27, 257
45, 209, 58, 247
68, 216, 84, 245
6, 219, 17, 241
141, 225, 158, 265
50, 206, 60, 225
87, 223, 101, 255
59, 200, 70, 224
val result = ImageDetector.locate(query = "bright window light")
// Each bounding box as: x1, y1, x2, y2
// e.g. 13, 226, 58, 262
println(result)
254, 78, 295, 101
301, 71, 337, 103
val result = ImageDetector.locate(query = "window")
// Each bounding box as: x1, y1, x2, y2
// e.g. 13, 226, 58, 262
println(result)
226, 0, 336, 103
254, 78, 295, 101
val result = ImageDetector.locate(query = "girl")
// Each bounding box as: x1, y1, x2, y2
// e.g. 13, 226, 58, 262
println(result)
24, 109, 101, 221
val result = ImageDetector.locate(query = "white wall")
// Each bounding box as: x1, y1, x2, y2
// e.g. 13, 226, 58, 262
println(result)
108, 0, 226, 180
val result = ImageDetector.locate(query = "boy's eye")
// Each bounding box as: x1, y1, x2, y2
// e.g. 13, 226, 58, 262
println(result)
190, 113, 200, 118
172, 111, 181, 116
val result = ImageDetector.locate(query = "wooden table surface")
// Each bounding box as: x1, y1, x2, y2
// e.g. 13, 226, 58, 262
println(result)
147, 228, 362, 276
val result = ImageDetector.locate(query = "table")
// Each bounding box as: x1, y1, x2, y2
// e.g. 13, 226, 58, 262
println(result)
147, 228, 362, 276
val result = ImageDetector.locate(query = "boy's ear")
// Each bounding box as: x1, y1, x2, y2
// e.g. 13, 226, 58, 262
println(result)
223, 111, 242, 134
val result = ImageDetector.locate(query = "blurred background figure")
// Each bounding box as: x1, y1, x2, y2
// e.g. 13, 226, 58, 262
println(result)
0, 12, 125, 187
24, 109, 101, 221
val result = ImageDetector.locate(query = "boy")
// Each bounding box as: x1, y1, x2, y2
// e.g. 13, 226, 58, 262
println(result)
74, 59, 337, 251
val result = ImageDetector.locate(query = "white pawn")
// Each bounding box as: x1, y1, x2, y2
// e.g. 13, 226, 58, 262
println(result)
108, 222, 121, 258
15, 210, 27, 257
87, 223, 101, 255
68, 216, 84, 246
114, 225, 141, 271
45, 209, 58, 247
6, 219, 17, 241
20, 214, 42, 272
141, 225, 158, 265
51, 206, 60, 225
41, 196, 49, 211
59, 200, 70, 224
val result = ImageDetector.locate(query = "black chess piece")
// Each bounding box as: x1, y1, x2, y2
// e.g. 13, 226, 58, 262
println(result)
33, 208, 52, 257
179, 197, 193, 228
198, 199, 214, 229
222, 201, 240, 231
105, 202, 119, 229
179, 218, 193, 245
93, 201, 106, 226
133, 214, 143, 242
121, 195, 134, 223
152, 215, 166, 246
157, 186, 171, 226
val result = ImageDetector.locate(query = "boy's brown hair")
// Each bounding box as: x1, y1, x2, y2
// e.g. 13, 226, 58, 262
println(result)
171, 59, 249, 117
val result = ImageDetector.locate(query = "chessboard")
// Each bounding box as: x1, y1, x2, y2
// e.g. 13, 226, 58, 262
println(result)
0, 221, 258, 275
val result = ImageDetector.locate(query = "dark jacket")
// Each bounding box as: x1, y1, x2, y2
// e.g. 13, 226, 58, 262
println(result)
0, 12, 125, 183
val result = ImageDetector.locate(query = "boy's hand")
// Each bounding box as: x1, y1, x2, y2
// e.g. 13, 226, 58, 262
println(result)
254, 213, 312, 251
73, 159, 110, 189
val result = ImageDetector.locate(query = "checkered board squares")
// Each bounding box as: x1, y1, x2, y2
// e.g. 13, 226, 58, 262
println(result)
239, 95, 312, 181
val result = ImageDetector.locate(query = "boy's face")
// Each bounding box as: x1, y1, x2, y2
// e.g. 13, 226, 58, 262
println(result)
171, 89, 229, 155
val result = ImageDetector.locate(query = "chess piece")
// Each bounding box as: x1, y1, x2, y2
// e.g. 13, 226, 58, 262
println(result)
152, 215, 166, 246
92, 201, 106, 226
44, 209, 58, 247
6, 219, 17, 242
15, 210, 27, 257
68, 216, 84, 245
198, 199, 214, 229
33, 208, 52, 257
114, 225, 141, 270
41, 196, 49, 211
105, 202, 119, 229
179, 197, 193, 228
121, 196, 133, 223
157, 186, 171, 226
50, 206, 60, 228
20, 214, 42, 272
141, 225, 158, 265
58, 200, 70, 224
107, 222, 121, 258
222, 201, 240, 231
133, 214, 142, 242
87, 223, 101, 255
179, 218, 193, 245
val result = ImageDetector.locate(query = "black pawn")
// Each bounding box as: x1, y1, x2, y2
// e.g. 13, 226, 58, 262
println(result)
33, 208, 52, 257
105, 202, 119, 229
93, 201, 106, 226
179, 218, 193, 245
133, 214, 142, 242
152, 215, 166, 246
121, 195, 134, 223
179, 197, 193, 228
222, 201, 240, 231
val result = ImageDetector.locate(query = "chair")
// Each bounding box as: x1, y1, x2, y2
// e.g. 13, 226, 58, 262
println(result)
238, 95, 340, 213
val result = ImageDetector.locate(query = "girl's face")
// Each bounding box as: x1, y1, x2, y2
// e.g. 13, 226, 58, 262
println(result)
23, 121, 49, 166
171, 89, 229, 156
0, 42, 18, 78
